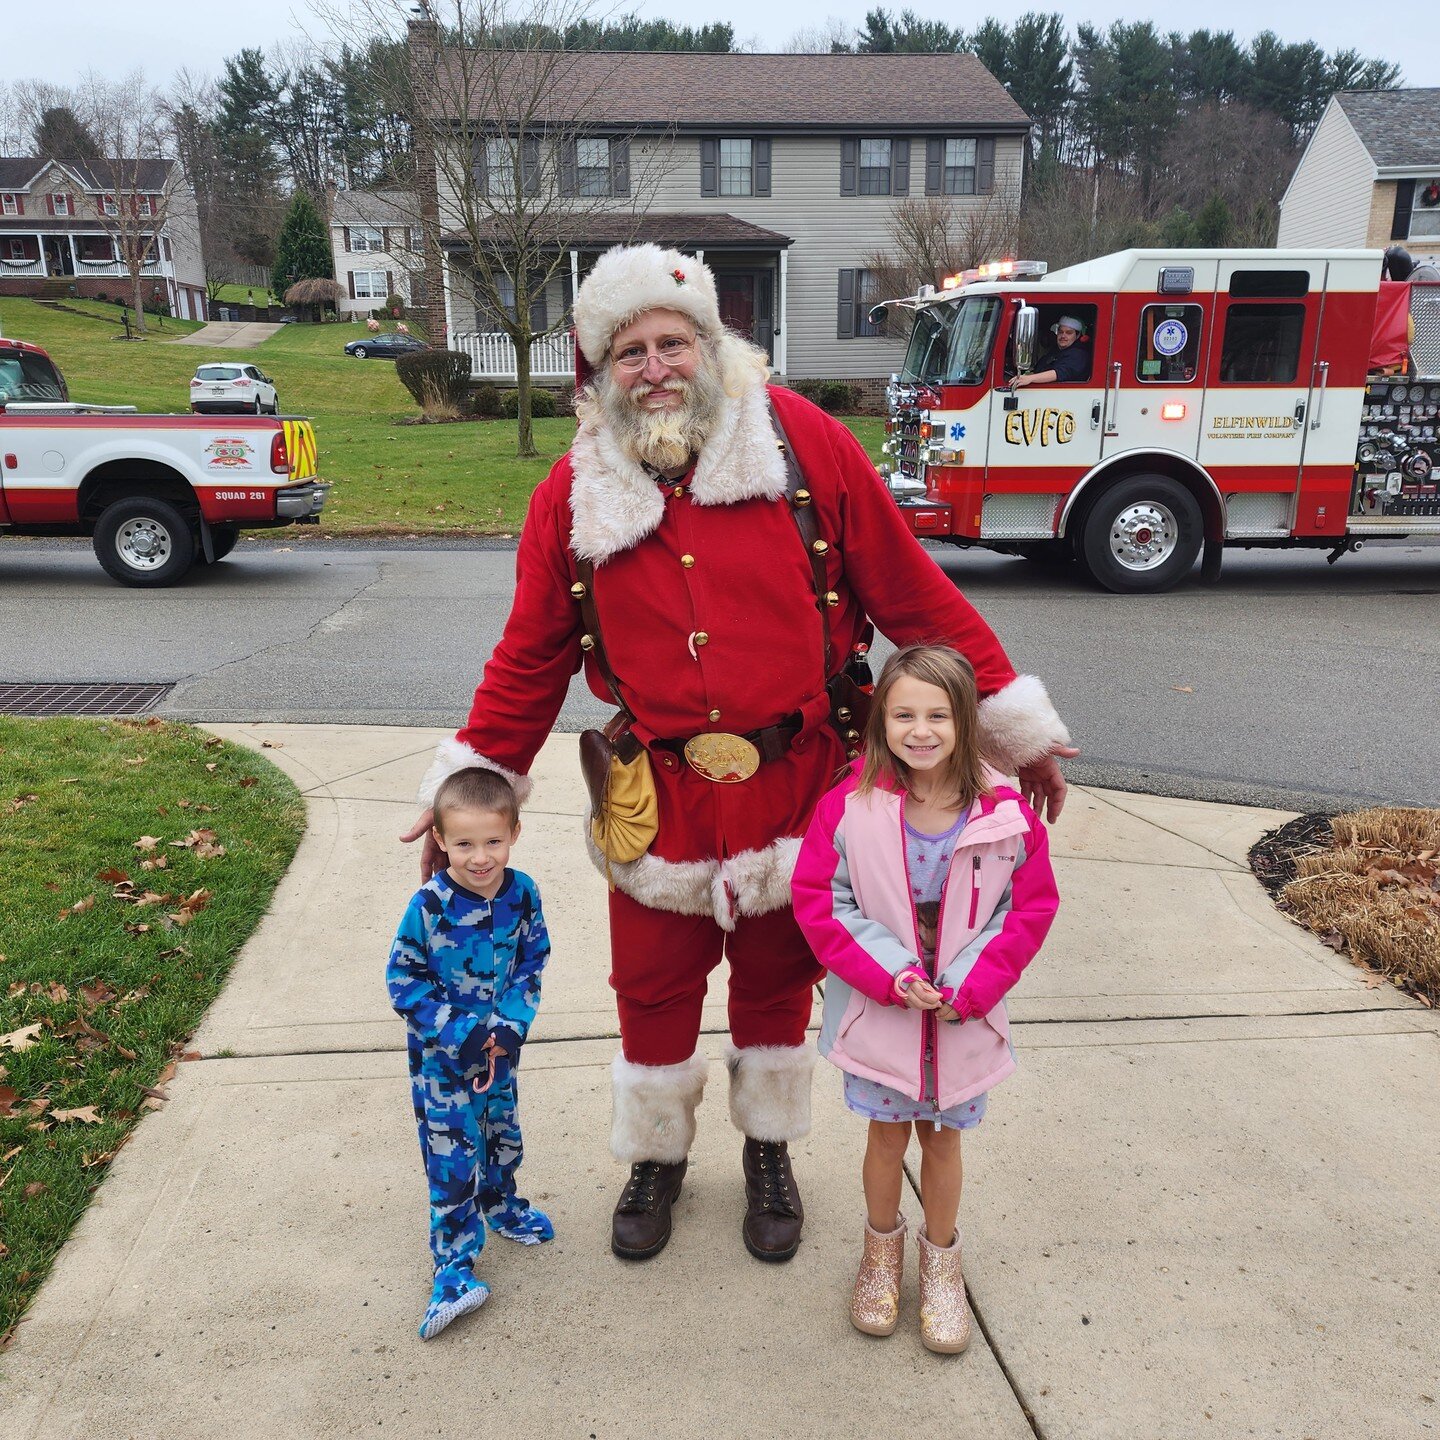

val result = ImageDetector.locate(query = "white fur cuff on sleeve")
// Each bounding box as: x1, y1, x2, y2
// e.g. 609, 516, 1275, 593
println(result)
978, 674, 1071, 776
416, 736, 534, 809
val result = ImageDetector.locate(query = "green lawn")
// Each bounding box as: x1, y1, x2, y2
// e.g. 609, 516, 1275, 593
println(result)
0, 297, 885, 535
0, 718, 304, 1346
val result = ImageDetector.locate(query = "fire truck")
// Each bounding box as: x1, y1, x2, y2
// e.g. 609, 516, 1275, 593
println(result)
878, 248, 1440, 592
0, 330, 327, 586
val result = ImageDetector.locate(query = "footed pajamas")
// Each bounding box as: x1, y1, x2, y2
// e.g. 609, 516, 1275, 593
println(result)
388, 869, 552, 1296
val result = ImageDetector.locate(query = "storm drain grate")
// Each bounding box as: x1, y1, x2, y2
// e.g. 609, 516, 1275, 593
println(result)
0, 682, 174, 718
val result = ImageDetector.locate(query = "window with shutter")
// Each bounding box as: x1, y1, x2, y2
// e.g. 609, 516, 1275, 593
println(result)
925, 139, 942, 196
522, 136, 541, 196
484, 138, 511, 198
754, 138, 771, 197
719, 138, 753, 196
892, 139, 910, 196
977, 138, 995, 194
840, 138, 858, 196
1392, 180, 1417, 241
559, 140, 578, 197
837, 268, 855, 337
611, 139, 630, 197
1, 194, 18, 216
577, 138, 611, 196
859, 139, 891, 195
943, 138, 977, 195
700, 138, 719, 197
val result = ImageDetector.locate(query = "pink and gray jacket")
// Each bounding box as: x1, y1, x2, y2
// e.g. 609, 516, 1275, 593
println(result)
792, 761, 1058, 1109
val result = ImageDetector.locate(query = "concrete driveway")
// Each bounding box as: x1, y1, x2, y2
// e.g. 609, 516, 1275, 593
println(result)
170, 321, 286, 349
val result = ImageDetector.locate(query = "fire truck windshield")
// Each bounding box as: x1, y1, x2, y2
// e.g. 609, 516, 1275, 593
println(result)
900, 296, 1001, 387
0, 351, 66, 405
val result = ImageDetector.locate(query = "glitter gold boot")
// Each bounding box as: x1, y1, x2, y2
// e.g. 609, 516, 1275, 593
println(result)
849, 1214, 906, 1336
917, 1223, 972, 1353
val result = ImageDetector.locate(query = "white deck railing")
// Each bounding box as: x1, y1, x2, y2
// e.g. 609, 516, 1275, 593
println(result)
453, 330, 575, 380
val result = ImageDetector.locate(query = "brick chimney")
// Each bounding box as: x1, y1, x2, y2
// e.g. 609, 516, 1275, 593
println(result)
408, 8, 448, 348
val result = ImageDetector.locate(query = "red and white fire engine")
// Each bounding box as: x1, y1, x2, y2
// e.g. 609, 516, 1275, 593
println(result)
0, 331, 327, 586
879, 248, 1440, 591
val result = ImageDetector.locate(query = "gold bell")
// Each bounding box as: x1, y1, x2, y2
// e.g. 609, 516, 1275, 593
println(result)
844, 729, 860, 743
812, 539, 829, 555
570, 581, 587, 599
824, 590, 840, 607
793, 488, 811, 506
837, 707, 852, 722
580, 634, 595, 651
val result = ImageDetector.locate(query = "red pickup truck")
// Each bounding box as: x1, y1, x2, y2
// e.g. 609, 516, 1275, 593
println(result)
0, 333, 328, 586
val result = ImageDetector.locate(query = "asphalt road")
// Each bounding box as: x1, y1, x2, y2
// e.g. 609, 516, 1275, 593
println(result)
3, 534, 1437, 812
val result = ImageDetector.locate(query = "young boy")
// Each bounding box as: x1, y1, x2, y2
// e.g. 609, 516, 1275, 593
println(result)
387, 766, 553, 1341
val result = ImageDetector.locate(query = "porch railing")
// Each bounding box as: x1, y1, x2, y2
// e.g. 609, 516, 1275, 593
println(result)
452, 330, 575, 380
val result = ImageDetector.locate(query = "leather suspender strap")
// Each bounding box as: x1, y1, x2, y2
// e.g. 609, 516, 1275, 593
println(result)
769, 404, 834, 677
573, 558, 643, 759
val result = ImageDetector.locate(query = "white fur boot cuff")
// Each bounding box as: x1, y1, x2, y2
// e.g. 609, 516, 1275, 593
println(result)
610, 1052, 709, 1165
725, 1044, 816, 1143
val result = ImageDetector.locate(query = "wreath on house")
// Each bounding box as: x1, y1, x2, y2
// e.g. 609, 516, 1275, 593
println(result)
1421, 180, 1440, 208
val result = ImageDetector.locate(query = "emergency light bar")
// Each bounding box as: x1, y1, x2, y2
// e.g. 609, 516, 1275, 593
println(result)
940, 259, 1048, 291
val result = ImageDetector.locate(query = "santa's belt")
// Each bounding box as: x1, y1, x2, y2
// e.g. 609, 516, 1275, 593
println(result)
651, 714, 803, 781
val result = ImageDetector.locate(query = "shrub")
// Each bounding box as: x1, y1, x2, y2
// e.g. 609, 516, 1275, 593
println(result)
385, 293, 406, 317
472, 383, 502, 418
397, 348, 473, 419
95, 290, 108, 302
499, 386, 557, 418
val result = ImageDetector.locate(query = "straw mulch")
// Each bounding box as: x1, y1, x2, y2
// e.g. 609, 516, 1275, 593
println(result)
1250, 809, 1440, 1007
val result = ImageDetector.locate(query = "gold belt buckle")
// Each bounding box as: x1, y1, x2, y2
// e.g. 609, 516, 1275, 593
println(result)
683, 731, 761, 783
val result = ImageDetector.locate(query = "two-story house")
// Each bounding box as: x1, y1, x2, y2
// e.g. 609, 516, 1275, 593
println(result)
1278, 89, 1440, 257
0, 157, 206, 320
414, 46, 1030, 392
328, 187, 429, 319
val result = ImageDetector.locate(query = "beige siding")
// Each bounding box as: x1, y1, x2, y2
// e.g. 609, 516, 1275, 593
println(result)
436, 132, 1026, 379
164, 182, 206, 291
1366, 181, 1399, 248
1277, 100, 1375, 248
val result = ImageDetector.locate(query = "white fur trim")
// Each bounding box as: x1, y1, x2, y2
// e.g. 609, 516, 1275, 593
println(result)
568, 368, 786, 565
611, 1051, 710, 1164
584, 824, 800, 930
978, 674, 1071, 775
725, 1044, 816, 1142
417, 736, 534, 808
574, 244, 722, 366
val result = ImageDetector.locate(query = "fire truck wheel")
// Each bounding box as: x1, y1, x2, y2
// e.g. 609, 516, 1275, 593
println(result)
1080, 475, 1202, 594
93, 497, 197, 587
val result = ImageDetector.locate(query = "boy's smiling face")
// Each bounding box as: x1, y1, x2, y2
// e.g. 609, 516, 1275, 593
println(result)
433, 805, 520, 899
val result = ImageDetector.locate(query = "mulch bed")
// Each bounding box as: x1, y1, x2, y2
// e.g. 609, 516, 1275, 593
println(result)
1249, 809, 1440, 1007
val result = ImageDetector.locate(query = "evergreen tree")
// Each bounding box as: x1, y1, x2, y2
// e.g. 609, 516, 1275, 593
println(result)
216, 49, 282, 197
272, 190, 332, 299
1194, 193, 1234, 246
34, 107, 105, 171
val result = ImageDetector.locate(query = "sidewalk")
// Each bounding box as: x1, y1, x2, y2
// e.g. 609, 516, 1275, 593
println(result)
4, 725, 1437, 1440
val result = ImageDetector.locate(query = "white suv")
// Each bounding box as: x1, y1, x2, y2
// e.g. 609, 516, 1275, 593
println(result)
189, 363, 280, 415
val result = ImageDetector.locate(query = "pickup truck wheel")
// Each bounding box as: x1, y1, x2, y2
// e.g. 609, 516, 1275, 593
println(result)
1079, 474, 1202, 594
93, 497, 197, 587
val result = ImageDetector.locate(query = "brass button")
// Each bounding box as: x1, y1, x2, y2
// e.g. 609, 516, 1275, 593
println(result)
708, 709, 721, 722
793, 488, 811, 506
580, 634, 595, 651
673, 485, 686, 499
570, 581, 587, 599
812, 539, 829, 555
694, 631, 710, 647
824, 590, 840, 607
680, 554, 695, 568
837, 707, 852, 722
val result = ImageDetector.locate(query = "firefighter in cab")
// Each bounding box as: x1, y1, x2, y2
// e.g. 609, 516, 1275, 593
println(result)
1011, 314, 1091, 389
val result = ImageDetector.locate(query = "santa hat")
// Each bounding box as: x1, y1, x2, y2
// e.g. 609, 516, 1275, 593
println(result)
573, 243, 722, 369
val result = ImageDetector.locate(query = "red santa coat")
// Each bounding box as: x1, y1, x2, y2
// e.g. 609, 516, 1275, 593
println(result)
422, 381, 1069, 927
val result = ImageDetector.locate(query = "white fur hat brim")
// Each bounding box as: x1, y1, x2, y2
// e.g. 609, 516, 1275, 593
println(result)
574, 243, 722, 366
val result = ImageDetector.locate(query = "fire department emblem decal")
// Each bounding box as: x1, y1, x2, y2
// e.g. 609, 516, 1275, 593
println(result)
1154, 319, 1188, 357
205, 436, 254, 469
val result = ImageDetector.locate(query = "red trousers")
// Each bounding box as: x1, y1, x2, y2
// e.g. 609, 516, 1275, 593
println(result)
608, 889, 823, 1065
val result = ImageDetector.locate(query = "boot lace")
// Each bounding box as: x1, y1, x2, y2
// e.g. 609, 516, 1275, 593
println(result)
618, 1160, 664, 1213
750, 1141, 798, 1219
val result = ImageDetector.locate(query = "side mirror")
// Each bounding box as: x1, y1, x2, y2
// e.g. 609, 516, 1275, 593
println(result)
1014, 303, 1037, 376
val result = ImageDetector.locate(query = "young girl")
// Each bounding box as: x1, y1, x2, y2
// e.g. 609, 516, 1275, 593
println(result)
792, 645, 1058, 1352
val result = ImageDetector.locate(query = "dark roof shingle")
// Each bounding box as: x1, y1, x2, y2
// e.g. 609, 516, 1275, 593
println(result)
442, 210, 792, 251
0, 156, 175, 191
1337, 89, 1440, 170
430, 50, 1029, 130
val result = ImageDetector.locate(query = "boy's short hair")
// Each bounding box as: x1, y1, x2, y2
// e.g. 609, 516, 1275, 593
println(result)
433, 767, 520, 831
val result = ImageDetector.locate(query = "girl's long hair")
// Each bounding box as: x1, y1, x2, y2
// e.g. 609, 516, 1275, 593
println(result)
857, 645, 992, 811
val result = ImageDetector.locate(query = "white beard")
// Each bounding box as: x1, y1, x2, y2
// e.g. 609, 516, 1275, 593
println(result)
595, 349, 727, 473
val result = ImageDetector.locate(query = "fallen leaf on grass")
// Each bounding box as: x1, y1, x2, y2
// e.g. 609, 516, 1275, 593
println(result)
203, 736, 223, 750
52, 1106, 102, 1125
6, 794, 38, 814
0, 1023, 43, 1053
0, 1085, 21, 1117
6, 983, 24, 999
123, 922, 151, 935
1, 1145, 19, 1163
139, 1096, 166, 1113
239, 777, 259, 788
204, 763, 218, 773
122, 755, 148, 767
133, 835, 161, 852
79, 980, 117, 1007
43, 982, 68, 1003
59, 896, 95, 919
23, 1182, 46, 1199
96, 868, 130, 885
140, 855, 168, 871
166, 889, 212, 927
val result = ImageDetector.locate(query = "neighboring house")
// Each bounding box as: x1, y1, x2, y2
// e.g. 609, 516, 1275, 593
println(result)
416, 47, 1030, 388
329, 187, 428, 318
0, 156, 206, 319
1278, 89, 1440, 255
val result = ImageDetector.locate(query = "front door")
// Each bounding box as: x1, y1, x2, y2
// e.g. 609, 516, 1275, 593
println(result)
717, 271, 758, 348
42, 237, 74, 277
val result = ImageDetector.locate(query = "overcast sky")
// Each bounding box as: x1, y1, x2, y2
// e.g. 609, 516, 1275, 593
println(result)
6, 0, 1437, 92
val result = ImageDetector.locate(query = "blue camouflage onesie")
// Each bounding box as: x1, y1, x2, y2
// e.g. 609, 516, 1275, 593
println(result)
387, 868, 552, 1324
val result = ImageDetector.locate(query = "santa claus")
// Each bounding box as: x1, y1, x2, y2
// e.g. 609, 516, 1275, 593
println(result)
405, 243, 1074, 1263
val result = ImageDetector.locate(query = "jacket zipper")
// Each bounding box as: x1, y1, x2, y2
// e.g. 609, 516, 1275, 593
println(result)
900, 793, 952, 1120
968, 854, 981, 929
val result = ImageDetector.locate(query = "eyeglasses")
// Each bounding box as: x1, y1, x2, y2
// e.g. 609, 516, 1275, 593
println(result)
610, 338, 694, 374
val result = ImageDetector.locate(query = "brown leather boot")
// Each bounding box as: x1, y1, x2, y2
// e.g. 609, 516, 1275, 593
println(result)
611, 1159, 687, 1260
741, 1138, 804, 1262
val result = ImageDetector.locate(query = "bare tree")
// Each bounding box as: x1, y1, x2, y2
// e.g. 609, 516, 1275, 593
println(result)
781, 17, 854, 53
81, 72, 181, 336
321, 0, 677, 457
862, 183, 1022, 312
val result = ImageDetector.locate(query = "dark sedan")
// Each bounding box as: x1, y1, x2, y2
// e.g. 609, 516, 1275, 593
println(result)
343, 333, 429, 361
